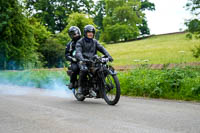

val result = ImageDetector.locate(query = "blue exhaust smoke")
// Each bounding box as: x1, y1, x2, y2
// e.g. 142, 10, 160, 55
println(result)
0, 70, 72, 98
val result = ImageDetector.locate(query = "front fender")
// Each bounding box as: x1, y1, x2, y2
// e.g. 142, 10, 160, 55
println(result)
107, 65, 117, 76
108, 69, 117, 76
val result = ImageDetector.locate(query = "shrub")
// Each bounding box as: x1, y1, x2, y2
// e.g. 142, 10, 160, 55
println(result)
118, 67, 200, 101
192, 44, 200, 58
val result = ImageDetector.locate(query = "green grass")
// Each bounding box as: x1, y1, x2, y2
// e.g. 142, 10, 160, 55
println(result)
106, 33, 200, 66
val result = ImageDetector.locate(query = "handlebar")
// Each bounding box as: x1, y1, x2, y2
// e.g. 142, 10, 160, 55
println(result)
81, 56, 110, 64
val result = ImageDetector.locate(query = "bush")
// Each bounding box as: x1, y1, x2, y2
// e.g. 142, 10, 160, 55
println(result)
39, 38, 66, 68
192, 44, 200, 58
100, 24, 139, 43
186, 19, 200, 59
118, 67, 200, 101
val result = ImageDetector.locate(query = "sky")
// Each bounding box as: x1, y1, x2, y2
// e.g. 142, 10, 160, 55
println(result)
145, 0, 192, 35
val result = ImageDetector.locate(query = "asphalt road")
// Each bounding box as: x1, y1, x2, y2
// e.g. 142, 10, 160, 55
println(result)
0, 85, 200, 133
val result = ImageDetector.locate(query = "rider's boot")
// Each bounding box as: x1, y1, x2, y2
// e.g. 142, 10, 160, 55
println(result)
68, 82, 73, 90
89, 89, 97, 97
77, 87, 84, 97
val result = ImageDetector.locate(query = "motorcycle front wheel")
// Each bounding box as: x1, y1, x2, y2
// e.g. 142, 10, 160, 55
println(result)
103, 74, 120, 105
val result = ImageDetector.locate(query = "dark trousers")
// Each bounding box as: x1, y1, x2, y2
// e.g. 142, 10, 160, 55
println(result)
68, 63, 79, 84
78, 63, 88, 88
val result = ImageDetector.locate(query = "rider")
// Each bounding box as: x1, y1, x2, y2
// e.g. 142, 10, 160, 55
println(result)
65, 26, 81, 89
76, 25, 113, 95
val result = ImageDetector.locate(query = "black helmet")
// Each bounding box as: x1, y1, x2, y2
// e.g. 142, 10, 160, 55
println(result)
84, 25, 95, 37
68, 26, 81, 41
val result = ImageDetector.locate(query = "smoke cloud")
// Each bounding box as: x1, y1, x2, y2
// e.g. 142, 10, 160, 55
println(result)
0, 70, 73, 98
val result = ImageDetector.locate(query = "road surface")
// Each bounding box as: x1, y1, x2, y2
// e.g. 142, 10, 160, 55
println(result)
0, 85, 200, 133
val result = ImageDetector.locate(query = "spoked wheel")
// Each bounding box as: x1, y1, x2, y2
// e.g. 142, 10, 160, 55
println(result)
72, 88, 85, 101
103, 74, 120, 105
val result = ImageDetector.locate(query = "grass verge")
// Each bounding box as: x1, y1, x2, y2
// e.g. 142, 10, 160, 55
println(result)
0, 67, 200, 101
0, 70, 69, 89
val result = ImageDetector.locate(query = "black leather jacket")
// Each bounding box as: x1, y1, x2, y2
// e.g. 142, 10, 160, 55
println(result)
76, 37, 111, 61
65, 41, 77, 62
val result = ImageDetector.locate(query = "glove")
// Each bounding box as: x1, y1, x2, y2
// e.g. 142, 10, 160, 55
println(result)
68, 56, 77, 62
71, 57, 77, 62
82, 58, 90, 62
79, 58, 89, 64
108, 56, 114, 62
80, 64, 88, 71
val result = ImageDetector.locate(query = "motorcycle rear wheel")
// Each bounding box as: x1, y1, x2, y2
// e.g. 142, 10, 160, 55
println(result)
73, 89, 85, 101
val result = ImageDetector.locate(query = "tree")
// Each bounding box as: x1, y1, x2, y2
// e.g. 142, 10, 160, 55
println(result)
94, 0, 106, 30
141, 0, 155, 11
37, 12, 95, 68
186, 0, 200, 15
94, 0, 155, 40
0, 0, 40, 70
24, 0, 95, 33
56, 12, 96, 45
185, 0, 200, 35
94, 0, 106, 39
28, 17, 66, 68
101, 24, 139, 43
64, 12, 95, 36
39, 38, 66, 68
138, 19, 150, 35
28, 17, 52, 46
139, 0, 155, 35
101, 0, 143, 43
185, 0, 200, 58
28, 17, 53, 67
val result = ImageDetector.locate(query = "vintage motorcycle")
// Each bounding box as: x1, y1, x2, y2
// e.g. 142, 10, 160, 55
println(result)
67, 55, 120, 105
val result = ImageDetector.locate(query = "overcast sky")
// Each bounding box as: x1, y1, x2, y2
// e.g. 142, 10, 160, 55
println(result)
145, 0, 192, 34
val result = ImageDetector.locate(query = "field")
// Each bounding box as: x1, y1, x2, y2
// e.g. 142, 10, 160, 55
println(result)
106, 33, 200, 66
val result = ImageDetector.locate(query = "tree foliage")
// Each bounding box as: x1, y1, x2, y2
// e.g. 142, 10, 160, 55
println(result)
56, 12, 96, 45
94, 0, 106, 30
37, 12, 95, 68
28, 17, 52, 46
141, 0, 155, 11
64, 12, 95, 37
95, 0, 155, 41
39, 37, 66, 68
185, 0, 200, 35
24, 0, 95, 33
0, 0, 156, 69
186, 0, 200, 15
0, 0, 40, 70
139, 0, 155, 35
185, 0, 200, 58
101, 0, 143, 43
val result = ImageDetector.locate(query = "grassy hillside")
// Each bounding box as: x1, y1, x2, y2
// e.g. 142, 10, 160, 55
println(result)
106, 33, 200, 66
